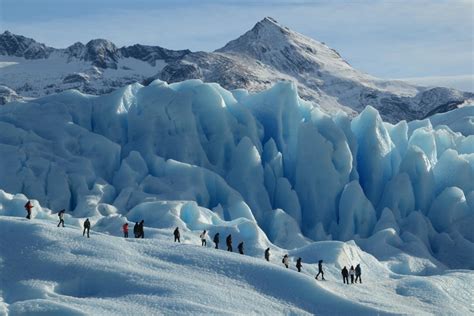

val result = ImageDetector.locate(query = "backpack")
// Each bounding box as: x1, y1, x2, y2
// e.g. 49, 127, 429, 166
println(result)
282, 258, 285, 264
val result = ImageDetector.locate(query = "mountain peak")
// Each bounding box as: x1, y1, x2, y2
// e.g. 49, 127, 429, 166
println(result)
216, 17, 292, 55
216, 17, 349, 75
83, 39, 120, 69
258, 17, 282, 27
0, 30, 51, 59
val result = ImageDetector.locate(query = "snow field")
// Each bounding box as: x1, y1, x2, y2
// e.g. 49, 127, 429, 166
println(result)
1, 216, 473, 315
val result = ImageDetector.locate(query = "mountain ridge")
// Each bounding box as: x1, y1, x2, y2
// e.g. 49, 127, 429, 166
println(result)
0, 19, 472, 122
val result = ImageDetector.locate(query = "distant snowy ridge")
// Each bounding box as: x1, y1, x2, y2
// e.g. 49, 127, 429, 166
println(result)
1, 18, 473, 122
0, 80, 472, 272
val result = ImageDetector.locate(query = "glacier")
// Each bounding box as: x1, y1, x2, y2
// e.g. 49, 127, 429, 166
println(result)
0, 79, 472, 273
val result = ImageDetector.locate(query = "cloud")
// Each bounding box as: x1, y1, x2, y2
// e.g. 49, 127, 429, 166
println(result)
396, 74, 474, 92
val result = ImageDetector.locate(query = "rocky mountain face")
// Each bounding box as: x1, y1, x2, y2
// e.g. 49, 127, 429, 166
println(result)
0, 19, 472, 122
0, 31, 53, 59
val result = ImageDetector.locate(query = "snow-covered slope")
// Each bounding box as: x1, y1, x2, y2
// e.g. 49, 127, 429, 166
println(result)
0, 79, 472, 272
1, 19, 472, 122
1, 216, 473, 315
0, 31, 189, 100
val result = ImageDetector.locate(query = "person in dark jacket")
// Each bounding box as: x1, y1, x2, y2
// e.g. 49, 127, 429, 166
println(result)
264, 248, 270, 262
350, 265, 355, 284
226, 234, 232, 252
122, 223, 129, 238
213, 233, 220, 249
282, 254, 289, 268
57, 209, 65, 227
355, 264, 362, 283
173, 227, 180, 243
237, 241, 244, 254
138, 220, 145, 238
83, 218, 90, 238
133, 222, 139, 238
296, 257, 303, 272
341, 266, 349, 284
24, 200, 33, 220
315, 260, 325, 280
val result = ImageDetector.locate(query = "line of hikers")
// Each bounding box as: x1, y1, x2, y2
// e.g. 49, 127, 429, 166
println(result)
26, 201, 362, 284
174, 228, 329, 281
122, 221, 145, 238
341, 264, 362, 284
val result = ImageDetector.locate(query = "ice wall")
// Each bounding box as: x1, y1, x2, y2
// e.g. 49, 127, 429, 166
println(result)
0, 80, 472, 268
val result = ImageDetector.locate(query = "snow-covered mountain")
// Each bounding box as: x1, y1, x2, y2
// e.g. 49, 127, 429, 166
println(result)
0, 30, 189, 98
1, 18, 472, 122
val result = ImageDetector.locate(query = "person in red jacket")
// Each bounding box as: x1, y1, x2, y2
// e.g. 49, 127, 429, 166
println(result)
122, 223, 129, 238
24, 201, 33, 220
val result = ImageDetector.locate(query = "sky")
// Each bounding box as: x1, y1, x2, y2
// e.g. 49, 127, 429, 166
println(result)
1, 0, 473, 91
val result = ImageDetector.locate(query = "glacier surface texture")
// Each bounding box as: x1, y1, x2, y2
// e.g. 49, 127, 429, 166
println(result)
0, 79, 473, 271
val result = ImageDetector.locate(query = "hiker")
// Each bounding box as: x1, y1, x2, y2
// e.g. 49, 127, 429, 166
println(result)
342, 266, 349, 284
282, 254, 289, 268
122, 223, 129, 238
24, 200, 33, 220
264, 248, 270, 262
226, 234, 232, 252
138, 220, 145, 238
83, 218, 90, 238
350, 265, 355, 284
355, 264, 362, 283
200, 230, 207, 246
238, 241, 244, 255
174, 227, 180, 243
213, 232, 220, 249
315, 260, 325, 280
57, 209, 65, 227
133, 222, 139, 238
296, 257, 303, 272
